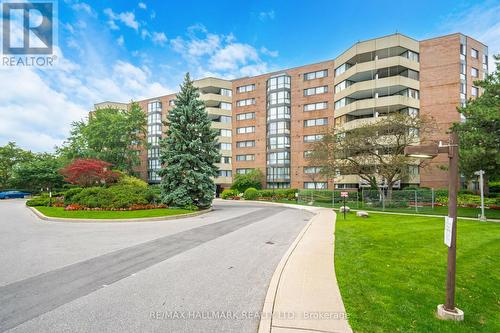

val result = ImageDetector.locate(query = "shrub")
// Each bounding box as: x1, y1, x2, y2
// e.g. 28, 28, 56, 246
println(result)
117, 175, 148, 188
221, 189, 238, 199
231, 169, 264, 192
243, 187, 259, 200
26, 197, 50, 206
144, 186, 161, 203
63, 187, 83, 205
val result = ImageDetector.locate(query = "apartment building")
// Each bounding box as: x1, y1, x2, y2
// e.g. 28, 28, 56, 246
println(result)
94, 32, 487, 191
94, 78, 233, 192
232, 33, 487, 190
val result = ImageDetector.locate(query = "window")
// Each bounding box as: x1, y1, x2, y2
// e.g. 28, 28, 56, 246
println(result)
218, 170, 232, 177
304, 134, 323, 143
460, 82, 467, 94
268, 106, 291, 120
334, 183, 357, 189
148, 136, 160, 146
148, 171, 160, 182
304, 167, 321, 174
218, 115, 231, 123
471, 67, 479, 77
268, 121, 290, 135
219, 143, 231, 150
304, 86, 328, 96
221, 156, 231, 164
471, 48, 479, 58
236, 112, 255, 120
237, 84, 255, 93
148, 113, 161, 124
460, 44, 466, 55
334, 98, 347, 109
148, 101, 161, 113
304, 118, 328, 127
168, 100, 175, 106
267, 75, 291, 91
219, 129, 232, 137
236, 140, 255, 148
148, 124, 162, 135
471, 86, 479, 97
268, 136, 290, 149
334, 80, 352, 93
236, 168, 253, 174
304, 182, 327, 189
148, 159, 161, 170
303, 150, 313, 157
148, 148, 160, 158
267, 182, 290, 189
268, 91, 291, 105
403, 50, 419, 62
304, 102, 328, 112
400, 88, 419, 99
236, 98, 256, 107
220, 88, 232, 97
267, 167, 290, 180
304, 69, 328, 81
220, 102, 232, 110
236, 126, 255, 134
334, 63, 351, 76
236, 154, 255, 161
267, 151, 290, 165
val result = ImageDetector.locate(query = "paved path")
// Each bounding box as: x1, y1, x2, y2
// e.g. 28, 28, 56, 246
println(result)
0, 199, 313, 333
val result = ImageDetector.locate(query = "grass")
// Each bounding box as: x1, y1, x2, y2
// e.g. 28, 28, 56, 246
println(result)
35, 206, 195, 219
334, 212, 500, 333
269, 199, 500, 219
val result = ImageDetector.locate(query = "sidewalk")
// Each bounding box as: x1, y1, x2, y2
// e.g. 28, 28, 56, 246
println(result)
258, 207, 353, 333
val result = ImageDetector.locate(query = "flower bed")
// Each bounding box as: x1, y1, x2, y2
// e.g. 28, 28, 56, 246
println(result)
64, 203, 167, 211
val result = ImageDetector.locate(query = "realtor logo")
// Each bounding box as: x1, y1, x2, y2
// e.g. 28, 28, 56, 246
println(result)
1, 0, 57, 67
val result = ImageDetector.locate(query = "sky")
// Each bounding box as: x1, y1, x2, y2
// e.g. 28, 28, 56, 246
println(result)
0, 0, 499, 152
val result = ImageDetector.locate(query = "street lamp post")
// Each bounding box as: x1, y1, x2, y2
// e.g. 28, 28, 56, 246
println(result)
405, 132, 464, 321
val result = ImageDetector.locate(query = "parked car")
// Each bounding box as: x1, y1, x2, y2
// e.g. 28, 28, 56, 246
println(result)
0, 191, 30, 199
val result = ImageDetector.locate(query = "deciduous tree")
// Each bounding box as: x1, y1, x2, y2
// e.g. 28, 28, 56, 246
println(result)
58, 102, 147, 175
59, 158, 120, 187
453, 55, 500, 193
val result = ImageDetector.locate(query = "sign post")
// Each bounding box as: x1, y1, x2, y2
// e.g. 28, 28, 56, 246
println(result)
474, 170, 486, 221
341, 191, 348, 220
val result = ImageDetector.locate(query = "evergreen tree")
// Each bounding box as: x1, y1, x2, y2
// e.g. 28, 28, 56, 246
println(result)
159, 73, 220, 208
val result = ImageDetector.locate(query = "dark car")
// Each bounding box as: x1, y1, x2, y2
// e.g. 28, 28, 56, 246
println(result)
0, 191, 30, 199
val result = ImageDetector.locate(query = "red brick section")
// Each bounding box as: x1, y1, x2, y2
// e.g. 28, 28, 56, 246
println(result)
419, 34, 487, 189
232, 60, 335, 189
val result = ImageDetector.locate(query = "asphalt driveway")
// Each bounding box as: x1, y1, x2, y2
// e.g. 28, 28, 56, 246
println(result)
0, 199, 312, 333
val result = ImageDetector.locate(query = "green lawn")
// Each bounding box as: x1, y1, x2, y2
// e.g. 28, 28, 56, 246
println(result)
35, 206, 195, 219
335, 213, 500, 333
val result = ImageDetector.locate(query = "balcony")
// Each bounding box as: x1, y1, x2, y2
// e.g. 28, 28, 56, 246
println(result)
200, 93, 232, 106
335, 95, 419, 118
335, 56, 419, 84
335, 75, 419, 101
206, 106, 232, 117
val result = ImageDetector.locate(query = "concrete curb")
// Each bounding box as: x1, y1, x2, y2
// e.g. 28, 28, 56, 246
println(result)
28, 206, 213, 223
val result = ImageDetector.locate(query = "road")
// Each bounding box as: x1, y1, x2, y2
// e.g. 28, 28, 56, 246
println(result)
0, 199, 313, 333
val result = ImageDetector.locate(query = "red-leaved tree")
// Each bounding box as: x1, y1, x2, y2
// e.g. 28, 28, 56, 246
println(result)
60, 159, 120, 187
